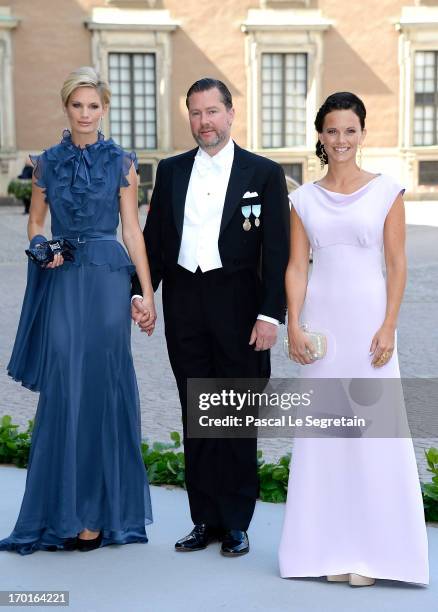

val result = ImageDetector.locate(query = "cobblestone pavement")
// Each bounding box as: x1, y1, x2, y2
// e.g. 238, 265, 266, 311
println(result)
0, 206, 437, 481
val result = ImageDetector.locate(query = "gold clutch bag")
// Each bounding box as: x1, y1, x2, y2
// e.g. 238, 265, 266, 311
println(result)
284, 324, 327, 360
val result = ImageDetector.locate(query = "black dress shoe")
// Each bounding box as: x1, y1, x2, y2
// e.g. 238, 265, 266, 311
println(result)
220, 530, 249, 557
76, 531, 103, 552
175, 524, 220, 552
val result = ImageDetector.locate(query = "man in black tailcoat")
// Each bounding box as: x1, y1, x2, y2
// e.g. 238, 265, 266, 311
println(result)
132, 78, 289, 556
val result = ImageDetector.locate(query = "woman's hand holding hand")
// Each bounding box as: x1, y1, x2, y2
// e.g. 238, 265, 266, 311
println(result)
287, 324, 318, 365
132, 296, 157, 336
369, 323, 395, 368
140, 299, 157, 336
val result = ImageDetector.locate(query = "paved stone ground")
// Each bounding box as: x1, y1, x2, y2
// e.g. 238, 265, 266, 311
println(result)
0, 205, 437, 481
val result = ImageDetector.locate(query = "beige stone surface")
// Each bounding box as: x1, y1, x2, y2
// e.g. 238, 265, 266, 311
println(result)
1, 0, 438, 198
321, 0, 404, 148
12, 0, 93, 150
165, 0, 256, 150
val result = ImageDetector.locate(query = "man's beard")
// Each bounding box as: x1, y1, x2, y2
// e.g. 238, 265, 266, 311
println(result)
193, 128, 227, 150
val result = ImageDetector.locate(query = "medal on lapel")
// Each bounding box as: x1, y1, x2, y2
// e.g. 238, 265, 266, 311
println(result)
252, 204, 261, 227
241, 205, 252, 231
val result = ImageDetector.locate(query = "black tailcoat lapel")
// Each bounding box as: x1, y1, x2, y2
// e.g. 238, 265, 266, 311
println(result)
172, 148, 197, 238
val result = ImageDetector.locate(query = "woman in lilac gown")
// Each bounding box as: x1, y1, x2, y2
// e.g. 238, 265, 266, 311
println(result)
279, 92, 429, 586
0, 67, 155, 554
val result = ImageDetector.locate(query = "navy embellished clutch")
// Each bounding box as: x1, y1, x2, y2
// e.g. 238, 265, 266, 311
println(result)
25, 239, 76, 267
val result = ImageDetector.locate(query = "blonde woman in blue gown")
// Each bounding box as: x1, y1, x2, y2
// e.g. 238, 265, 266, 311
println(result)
0, 67, 155, 554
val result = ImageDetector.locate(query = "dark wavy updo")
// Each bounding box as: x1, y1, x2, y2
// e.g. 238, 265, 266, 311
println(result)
315, 92, 366, 166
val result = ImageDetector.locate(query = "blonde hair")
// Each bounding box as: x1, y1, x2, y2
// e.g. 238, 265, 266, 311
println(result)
61, 66, 111, 107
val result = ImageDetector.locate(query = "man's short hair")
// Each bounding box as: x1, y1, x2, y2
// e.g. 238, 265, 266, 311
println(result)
186, 78, 233, 110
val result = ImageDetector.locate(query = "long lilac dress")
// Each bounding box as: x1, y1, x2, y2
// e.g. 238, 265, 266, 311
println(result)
278, 174, 429, 584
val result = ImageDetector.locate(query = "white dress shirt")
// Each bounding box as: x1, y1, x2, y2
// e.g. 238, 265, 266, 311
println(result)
178, 138, 234, 272
133, 138, 278, 325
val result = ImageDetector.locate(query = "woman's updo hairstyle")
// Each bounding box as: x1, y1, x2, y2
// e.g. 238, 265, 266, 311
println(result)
314, 92, 366, 166
61, 66, 111, 107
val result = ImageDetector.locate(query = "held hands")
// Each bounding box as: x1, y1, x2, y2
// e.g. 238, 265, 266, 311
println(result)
131, 296, 157, 336
370, 323, 395, 368
249, 320, 278, 351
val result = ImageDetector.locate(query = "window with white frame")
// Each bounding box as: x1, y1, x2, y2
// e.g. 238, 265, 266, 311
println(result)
261, 52, 307, 148
87, 7, 177, 153
242, 9, 330, 152
413, 51, 438, 146
108, 53, 157, 150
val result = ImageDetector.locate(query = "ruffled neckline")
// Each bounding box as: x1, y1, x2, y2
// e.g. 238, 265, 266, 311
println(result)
41, 130, 124, 230
60, 128, 108, 151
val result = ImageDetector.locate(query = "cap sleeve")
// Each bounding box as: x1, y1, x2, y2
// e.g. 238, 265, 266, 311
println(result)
288, 186, 304, 221
29, 153, 47, 190
120, 150, 138, 188
383, 175, 405, 218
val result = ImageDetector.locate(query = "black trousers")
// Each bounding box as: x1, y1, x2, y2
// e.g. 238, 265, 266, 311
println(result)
162, 265, 270, 530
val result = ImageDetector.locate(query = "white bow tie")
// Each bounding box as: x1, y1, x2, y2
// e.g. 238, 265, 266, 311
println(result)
194, 154, 223, 178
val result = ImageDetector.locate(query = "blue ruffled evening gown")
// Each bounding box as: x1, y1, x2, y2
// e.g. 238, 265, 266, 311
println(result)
0, 130, 153, 555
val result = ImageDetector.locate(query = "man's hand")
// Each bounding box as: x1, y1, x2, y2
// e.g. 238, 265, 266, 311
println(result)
131, 297, 157, 336
249, 320, 278, 351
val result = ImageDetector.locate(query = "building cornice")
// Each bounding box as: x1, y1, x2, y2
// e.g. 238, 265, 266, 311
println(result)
241, 9, 332, 33
86, 8, 178, 32
395, 6, 438, 31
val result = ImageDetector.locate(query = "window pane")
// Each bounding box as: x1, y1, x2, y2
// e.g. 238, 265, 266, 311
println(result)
121, 135, 131, 148
419, 160, 438, 184
145, 55, 155, 69
120, 54, 130, 68
145, 82, 156, 95
134, 82, 144, 95
146, 135, 156, 149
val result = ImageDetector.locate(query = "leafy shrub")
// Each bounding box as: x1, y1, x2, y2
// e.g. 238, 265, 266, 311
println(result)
1, 415, 438, 520
422, 447, 438, 522
7, 179, 32, 202
0, 415, 33, 468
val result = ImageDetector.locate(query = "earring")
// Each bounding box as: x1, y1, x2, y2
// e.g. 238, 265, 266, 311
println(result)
98, 117, 103, 136
319, 143, 328, 169
358, 145, 362, 169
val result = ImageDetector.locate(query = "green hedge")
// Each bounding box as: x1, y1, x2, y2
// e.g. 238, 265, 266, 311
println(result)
1, 415, 437, 520
7, 179, 32, 202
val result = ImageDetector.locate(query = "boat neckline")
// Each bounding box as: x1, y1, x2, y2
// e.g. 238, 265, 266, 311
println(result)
312, 173, 382, 196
